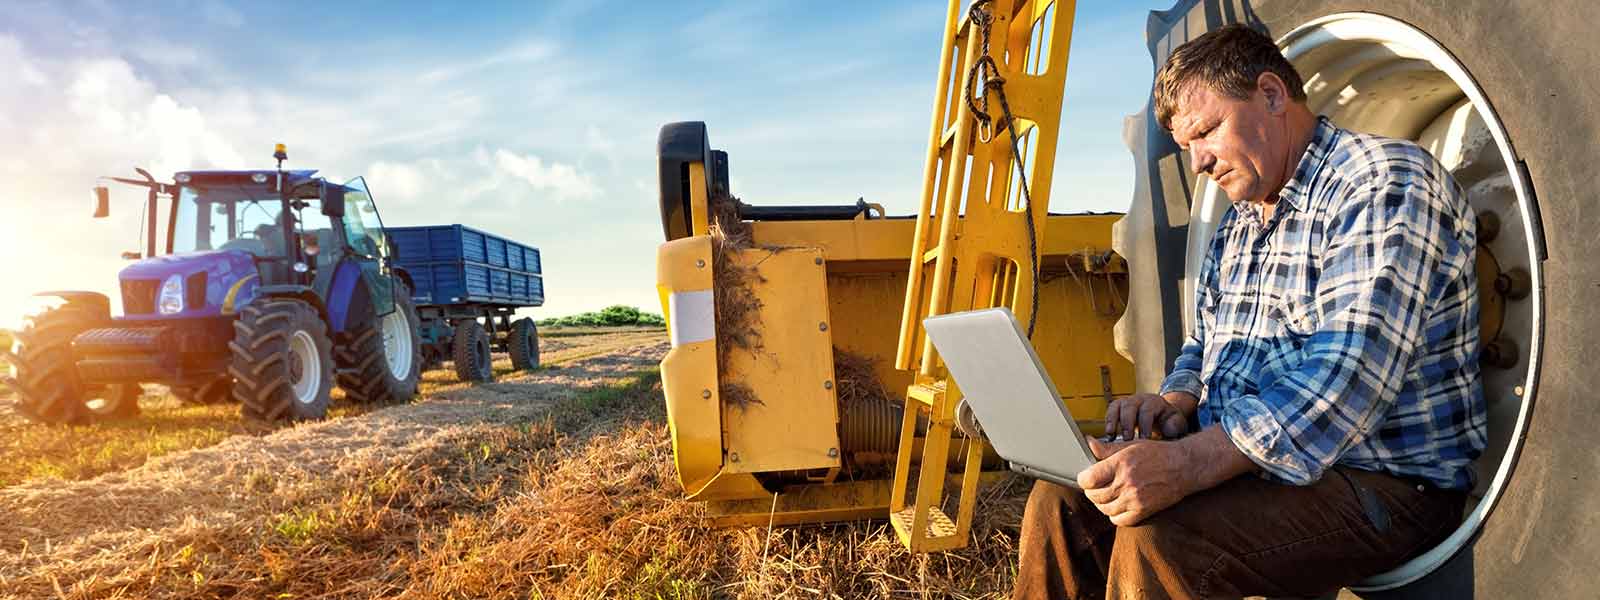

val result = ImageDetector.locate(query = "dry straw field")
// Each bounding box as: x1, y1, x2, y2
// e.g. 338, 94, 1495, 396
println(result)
0, 328, 1030, 599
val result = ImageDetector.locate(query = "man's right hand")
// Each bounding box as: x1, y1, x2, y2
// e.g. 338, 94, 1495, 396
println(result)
1104, 392, 1196, 441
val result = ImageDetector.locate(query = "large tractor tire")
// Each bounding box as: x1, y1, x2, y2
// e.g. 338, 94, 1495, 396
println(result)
230, 299, 335, 423
452, 320, 494, 383
508, 317, 540, 371
1116, 2, 1596, 596
335, 290, 423, 404
13, 301, 140, 424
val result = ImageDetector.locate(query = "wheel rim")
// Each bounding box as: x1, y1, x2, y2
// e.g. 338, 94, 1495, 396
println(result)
289, 330, 322, 406
1181, 13, 1543, 589
381, 309, 413, 379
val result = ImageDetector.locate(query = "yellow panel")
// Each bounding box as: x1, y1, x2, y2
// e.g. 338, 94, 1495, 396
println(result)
655, 236, 722, 496
721, 246, 843, 473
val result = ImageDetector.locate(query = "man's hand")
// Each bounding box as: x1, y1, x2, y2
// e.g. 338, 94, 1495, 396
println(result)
1076, 436, 1198, 526
1104, 392, 1196, 441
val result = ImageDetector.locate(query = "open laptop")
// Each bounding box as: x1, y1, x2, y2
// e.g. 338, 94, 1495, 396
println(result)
922, 307, 1097, 489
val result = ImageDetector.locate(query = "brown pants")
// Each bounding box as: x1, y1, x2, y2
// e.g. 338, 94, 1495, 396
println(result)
1013, 467, 1465, 599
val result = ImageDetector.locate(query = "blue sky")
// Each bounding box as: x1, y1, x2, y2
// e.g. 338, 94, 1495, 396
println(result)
0, 0, 1157, 326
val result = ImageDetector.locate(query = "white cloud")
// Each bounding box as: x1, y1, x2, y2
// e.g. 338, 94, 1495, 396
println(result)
493, 149, 598, 201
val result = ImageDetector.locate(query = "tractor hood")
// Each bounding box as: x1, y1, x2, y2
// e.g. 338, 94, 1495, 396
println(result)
117, 249, 260, 320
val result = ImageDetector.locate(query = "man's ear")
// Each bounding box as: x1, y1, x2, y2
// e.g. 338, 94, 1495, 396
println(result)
1258, 71, 1289, 114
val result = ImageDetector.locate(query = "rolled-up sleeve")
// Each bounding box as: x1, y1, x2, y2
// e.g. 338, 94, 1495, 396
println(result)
1219, 173, 1455, 485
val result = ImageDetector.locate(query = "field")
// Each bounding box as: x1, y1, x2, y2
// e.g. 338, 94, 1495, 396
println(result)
0, 327, 1029, 599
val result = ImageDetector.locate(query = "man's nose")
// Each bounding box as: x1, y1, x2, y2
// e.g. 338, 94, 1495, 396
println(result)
1190, 146, 1216, 176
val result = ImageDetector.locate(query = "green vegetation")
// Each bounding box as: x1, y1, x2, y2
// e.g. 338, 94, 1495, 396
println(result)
538, 305, 665, 328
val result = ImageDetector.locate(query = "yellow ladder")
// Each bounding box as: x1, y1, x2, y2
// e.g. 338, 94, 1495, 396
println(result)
890, 0, 1076, 552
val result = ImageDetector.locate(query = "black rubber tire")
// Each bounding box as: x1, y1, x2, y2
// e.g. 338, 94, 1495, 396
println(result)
13, 303, 102, 424
451, 320, 494, 383
508, 317, 540, 371
334, 290, 422, 405
173, 377, 233, 406
83, 383, 142, 420
1122, 2, 1598, 597
230, 299, 334, 423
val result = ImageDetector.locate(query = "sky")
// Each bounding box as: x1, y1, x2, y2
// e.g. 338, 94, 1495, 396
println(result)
0, 0, 1158, 329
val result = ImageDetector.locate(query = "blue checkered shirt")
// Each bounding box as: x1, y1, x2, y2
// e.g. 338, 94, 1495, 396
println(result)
1160, 117, 1486, 490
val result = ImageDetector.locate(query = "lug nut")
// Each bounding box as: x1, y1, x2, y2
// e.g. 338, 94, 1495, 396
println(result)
1495, 268, 1531, 300
1482, 338, 1519, 370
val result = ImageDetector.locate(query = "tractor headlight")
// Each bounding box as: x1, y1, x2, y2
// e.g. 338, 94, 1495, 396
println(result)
158, 274, 185, 315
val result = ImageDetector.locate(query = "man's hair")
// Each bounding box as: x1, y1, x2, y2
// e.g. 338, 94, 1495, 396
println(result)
1153, 24, 1307, 131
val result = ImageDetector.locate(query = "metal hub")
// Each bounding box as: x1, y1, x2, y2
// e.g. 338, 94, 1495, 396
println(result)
381, 309, 413, 379
288, 330, 320, 406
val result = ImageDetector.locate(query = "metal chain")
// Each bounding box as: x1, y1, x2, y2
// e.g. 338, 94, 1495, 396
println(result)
965, 0, 1041, 338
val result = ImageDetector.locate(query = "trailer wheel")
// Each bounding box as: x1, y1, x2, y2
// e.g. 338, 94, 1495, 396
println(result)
335, 290, 422, 404
1117, 2, 1597, 595
231, 299, 334, 423
173, 377, 233, 406
13, 302, 104, 425
452, 320, 494, 383
508, 317, 540, 371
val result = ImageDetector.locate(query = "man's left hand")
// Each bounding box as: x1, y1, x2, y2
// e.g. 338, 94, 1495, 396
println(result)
1077, 436, 1198, 526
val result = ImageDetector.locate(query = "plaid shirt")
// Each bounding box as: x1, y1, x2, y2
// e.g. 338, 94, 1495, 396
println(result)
1161, 117, 1486, 490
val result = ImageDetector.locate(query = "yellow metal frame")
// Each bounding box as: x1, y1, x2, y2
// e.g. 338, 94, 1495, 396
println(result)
891, 0, 1077, 552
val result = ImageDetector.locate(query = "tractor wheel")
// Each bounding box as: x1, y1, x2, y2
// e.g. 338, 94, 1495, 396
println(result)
508, 317, 540, 371
83, 383, 142, 420
230, 299, 334, 423
1117, 2, 1598, 596
13, 302, 102, 424
173, 377, 233, 406
451, 320, 494, 383
335, 290, 422, 404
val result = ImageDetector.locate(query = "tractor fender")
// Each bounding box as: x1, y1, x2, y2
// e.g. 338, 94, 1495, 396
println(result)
256, 284, 330, 325
32, 291, 111, 315
320, 261, 367, 334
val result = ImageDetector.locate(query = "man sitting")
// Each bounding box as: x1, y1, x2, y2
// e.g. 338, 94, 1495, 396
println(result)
1013, 24, 1485, 599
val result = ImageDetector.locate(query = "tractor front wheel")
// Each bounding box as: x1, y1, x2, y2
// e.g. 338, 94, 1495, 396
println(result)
14, 302, 103, 424
230, 299, 334, 423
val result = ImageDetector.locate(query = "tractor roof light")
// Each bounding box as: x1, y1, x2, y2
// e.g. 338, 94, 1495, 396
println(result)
252, 173, 269, 183
175, 173, 192, 183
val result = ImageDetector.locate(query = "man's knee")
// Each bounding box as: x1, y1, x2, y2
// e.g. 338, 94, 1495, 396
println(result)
1112, 516, 1188, 563
1025, 479, 1079, 514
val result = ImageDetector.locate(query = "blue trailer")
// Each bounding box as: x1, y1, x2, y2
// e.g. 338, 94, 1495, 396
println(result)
387, 224, 544, 382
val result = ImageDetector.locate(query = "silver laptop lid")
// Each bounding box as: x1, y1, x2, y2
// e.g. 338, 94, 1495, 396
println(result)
923, 308, 1096, 487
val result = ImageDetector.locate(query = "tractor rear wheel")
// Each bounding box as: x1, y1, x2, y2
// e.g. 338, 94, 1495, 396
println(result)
83, 384, 142, 420
14, 302, 105, 424
452, 320, 494, 383
335, 289, 422, 404
508, 317, 540, 371
230, 299, 334, 423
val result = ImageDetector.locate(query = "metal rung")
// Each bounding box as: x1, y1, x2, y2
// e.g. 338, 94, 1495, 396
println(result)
890, 506, 959, 542
941, 122, 960, 148
922, 246, 942, 264
906, 381, 946, 406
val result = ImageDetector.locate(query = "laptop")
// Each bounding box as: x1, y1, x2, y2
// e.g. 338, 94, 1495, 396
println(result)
922, 307, 1097, 489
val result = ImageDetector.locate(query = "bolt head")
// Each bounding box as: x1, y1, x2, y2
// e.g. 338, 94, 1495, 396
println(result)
814, 257, 824, 265
823, 380, 833, 390
819, 322, 829, 331
701, 389, 712, 399
730, 452, 740, 463
827, 447, 839, 458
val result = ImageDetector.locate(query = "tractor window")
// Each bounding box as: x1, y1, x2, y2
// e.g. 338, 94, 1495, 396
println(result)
340, 177, 388, 260
173, 184, 288, 257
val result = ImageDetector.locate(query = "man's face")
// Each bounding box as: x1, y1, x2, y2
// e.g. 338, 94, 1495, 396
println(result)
1168, 78, 1290, 204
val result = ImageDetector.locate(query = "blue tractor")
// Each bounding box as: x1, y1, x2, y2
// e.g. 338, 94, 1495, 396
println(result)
4, 145, 423, 424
